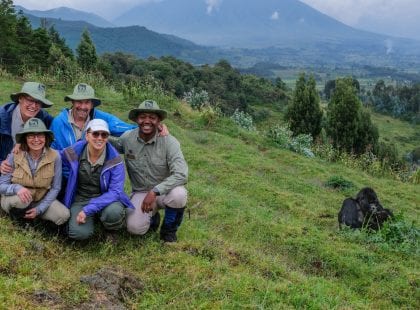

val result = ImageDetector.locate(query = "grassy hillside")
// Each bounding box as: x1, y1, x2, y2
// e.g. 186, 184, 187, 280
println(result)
0, 76, 418, 308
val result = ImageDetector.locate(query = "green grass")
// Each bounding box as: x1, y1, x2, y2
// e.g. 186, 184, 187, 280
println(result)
0, 76, 419, 308
371, 112, 420, 155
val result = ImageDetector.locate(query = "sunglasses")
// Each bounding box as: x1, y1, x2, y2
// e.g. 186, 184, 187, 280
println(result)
90, 131, 109, 139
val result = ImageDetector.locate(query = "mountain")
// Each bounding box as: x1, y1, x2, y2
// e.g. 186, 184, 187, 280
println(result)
20, 2, 420, 69
113, 0, 409, 48
24, 13, 223, 64
15, 5, 115, 28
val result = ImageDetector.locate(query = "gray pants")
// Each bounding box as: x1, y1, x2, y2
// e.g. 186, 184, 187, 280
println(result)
68, 201, 126, 240
1, 195, 70, 225
126, 186, 187, 235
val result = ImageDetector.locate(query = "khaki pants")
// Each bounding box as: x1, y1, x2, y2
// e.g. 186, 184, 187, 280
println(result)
126, 186, 187, 235
1, 195, 70, 225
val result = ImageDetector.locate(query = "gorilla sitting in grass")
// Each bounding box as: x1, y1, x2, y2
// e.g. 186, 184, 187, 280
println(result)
338, 187, 394, 230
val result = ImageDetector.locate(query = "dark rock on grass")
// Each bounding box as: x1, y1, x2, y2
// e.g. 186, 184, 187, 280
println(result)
79, 267, 144, 308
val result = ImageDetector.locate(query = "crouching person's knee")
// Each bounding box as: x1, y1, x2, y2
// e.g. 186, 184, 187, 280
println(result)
68, 225, 94, 240
162, 186, 188, 209
126, 209, 150, 235
100, 202, 125, 231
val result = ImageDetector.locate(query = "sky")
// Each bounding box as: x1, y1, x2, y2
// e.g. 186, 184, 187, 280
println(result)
13, 0, 420, 40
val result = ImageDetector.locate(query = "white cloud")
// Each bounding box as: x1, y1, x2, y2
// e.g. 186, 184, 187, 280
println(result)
300, 0, 420, 26
206, 0, 222, 15
270, 11, 279, 20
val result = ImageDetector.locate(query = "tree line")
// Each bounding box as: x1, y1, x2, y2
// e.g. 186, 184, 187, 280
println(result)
285, 74, 409, 170
0, 0, 288, 115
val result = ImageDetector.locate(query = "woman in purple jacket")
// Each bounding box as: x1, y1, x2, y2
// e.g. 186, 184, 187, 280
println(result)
61, 119, 133, 240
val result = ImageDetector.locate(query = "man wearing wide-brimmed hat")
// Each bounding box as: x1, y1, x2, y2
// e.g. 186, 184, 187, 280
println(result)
0, 118, 69, 226
49, 83, 136, 152
111, 100, 188, 242
0, 82, 54, 162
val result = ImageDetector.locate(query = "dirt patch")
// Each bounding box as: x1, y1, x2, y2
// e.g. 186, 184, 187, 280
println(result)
79, 267, 144, 309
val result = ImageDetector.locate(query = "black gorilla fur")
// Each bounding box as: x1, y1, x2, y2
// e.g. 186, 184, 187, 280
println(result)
338, 187, 393, 230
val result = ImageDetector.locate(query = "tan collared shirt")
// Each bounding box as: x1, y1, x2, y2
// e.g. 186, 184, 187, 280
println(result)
111, 129, 188, 195
68, 109, 90, 141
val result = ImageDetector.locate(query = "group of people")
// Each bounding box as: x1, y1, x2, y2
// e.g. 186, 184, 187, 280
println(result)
0, 81, 188, 243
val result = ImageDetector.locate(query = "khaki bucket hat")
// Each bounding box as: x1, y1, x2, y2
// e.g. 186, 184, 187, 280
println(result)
64, 83, 101, 107
128, 100, 167, 121
15, 118, 54, 144
10, 82, 53, 108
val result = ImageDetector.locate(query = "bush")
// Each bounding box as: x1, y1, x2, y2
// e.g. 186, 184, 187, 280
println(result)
231, 109, 256, 131
267, 125, 314, 157
324, 176, 355, 190
367, 214, 419, 254
183, 88, 209, 111
200, 105, 222, 127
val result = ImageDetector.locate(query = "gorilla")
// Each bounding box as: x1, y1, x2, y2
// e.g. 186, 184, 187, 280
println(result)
338, 187, 394, 230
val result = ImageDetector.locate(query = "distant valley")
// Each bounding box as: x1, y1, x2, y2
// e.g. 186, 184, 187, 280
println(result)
18, 0, 420, 70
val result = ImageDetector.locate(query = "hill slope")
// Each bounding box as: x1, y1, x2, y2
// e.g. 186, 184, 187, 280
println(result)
25, 14, 222, 64
0, 77, 418, 308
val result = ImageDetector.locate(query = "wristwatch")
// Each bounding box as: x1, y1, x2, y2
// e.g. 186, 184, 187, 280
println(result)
152, 188, 160, 196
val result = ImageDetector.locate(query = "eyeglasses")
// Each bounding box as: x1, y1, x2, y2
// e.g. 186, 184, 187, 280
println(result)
90, 131, 109, 139
27, 133, 46, 140
24, 96, 42, 106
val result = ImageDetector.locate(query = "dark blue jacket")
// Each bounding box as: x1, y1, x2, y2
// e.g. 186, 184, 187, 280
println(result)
0, 102, 53, 161
61, 140, 134, 216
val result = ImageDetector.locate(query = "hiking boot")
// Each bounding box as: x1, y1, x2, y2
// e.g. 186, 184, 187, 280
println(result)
160, 230, 177, 243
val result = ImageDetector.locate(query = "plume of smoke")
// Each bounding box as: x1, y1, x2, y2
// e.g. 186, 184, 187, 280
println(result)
206, 0, 222, 15
271, 11, 279, 20
385, 39, 394, 54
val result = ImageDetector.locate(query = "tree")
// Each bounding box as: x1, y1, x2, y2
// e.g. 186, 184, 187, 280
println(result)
76, 29, 97, 71
324, 77, 360, 100
49, 26, 73, 59
326, 77, 361, 152
0, 0, 18, 70
327, 77, 379, 154
285, 73, 322, 139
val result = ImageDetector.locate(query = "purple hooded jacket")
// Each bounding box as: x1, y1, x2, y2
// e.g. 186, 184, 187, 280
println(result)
61, 140, 134, 216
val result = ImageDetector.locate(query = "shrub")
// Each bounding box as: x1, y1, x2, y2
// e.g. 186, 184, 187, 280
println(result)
200, 105, 222, 127
267, 125, 314, 157
324, 176, 355, 190
408, 168, 420, 184
231, 109, 256, 131
183, 88, 209, 111
367, 214, 419, 254
340, 213, 419, 255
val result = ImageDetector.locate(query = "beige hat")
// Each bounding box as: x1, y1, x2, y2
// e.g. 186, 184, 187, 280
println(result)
128, 100, 167, 121
64, 83, 101, 107
15, 118, 54, 143
10, 82, 53, 108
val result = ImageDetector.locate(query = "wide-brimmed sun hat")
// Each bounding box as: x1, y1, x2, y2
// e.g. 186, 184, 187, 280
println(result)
10, 82, 53, 108
64, 83, 101, 107
128, 100, 167, 122
15, 118, 54, 143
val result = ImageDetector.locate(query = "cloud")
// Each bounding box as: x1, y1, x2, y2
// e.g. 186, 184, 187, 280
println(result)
206, 0, 222, 15
270, 11, 279, 20
301, 0, 420, 26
